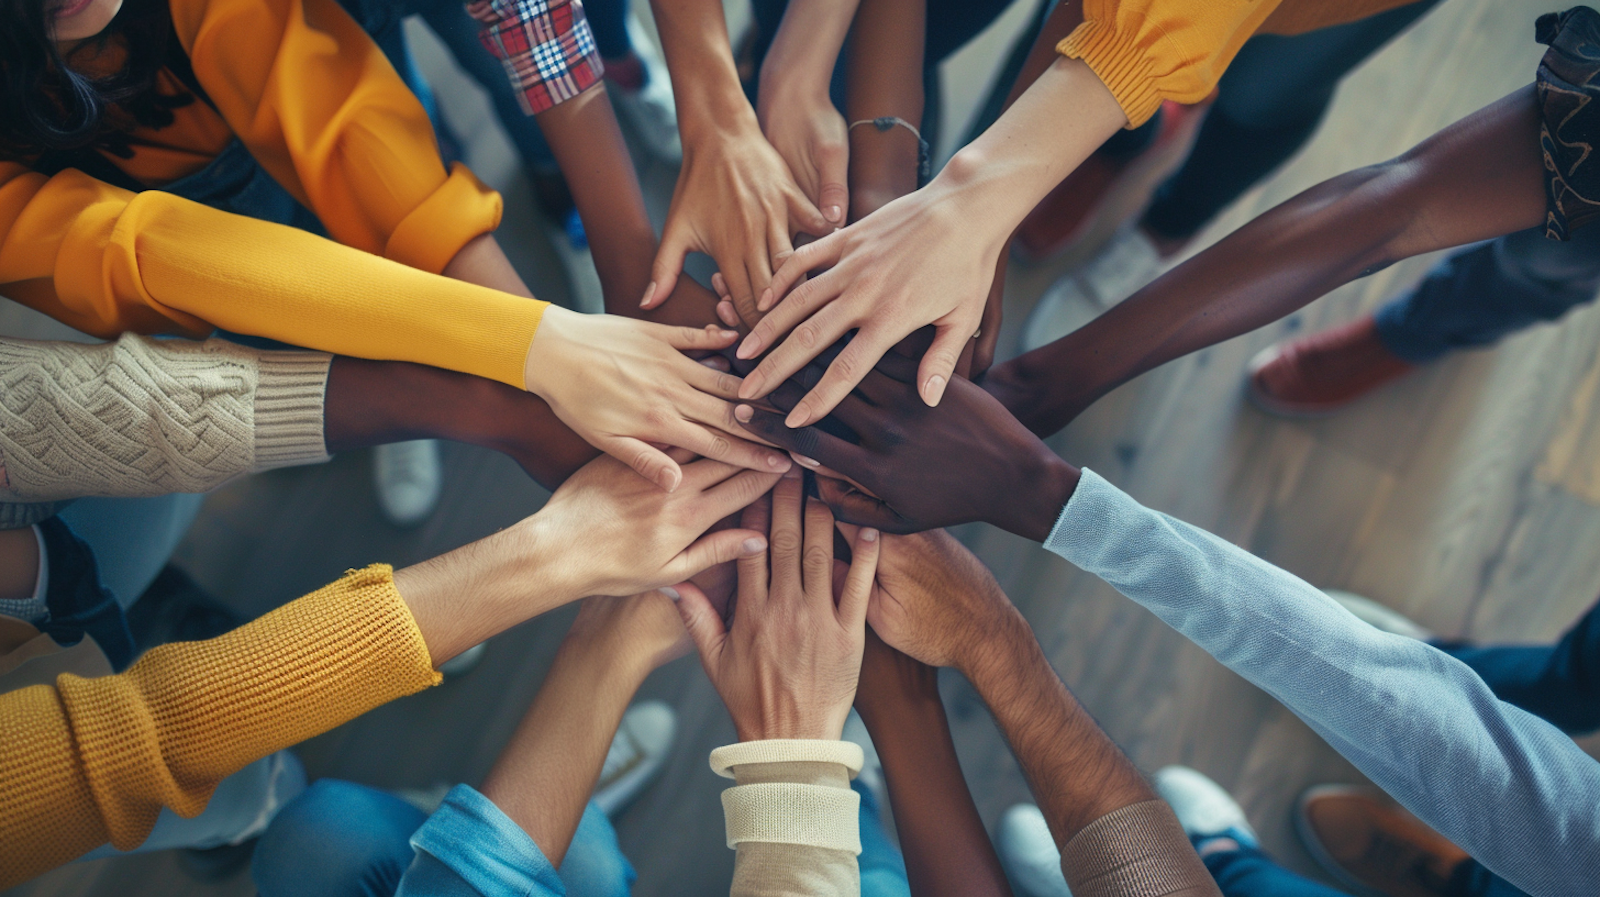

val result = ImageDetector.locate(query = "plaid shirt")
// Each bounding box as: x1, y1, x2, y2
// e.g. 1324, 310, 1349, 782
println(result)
467, 0, 605, 116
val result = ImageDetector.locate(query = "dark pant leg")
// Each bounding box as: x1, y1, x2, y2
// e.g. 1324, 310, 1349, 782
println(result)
583, 0, 632, 60
1141, 0, 1441, 241
1373, 224, 1600, 363
1438, 593, 1600, 735
1204, 846, 1353, 897
1448, 858, 1535, 897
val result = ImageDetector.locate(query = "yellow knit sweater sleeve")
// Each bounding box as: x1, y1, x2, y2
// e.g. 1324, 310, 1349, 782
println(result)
0, 564, 441, 888
0, 163, 544, 389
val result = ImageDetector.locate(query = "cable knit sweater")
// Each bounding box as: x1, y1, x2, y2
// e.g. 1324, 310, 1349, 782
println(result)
0, 334, 331, 528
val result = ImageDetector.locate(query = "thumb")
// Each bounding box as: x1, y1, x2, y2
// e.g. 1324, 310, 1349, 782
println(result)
645, 225, 692, 309
817, 145, 849, 228
671, 581, 727, 662
669, 528, 769, 584
917, 322, 970, 408
787, 186, 832, 240
606, 436, 684, 492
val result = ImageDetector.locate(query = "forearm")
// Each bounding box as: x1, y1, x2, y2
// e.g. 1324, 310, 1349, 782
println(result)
856, 655, 1009, 896
442, 232, 536, 298
844, 0, 925, 219
534, 87, 659, 309
480, 622, 651, 865
989, 86, 1546, 436
760, 0, 861, 113
650, 0, 755, 142
323, 357, 597, 490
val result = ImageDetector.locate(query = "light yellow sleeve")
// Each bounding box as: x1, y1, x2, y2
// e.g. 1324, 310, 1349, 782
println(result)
0, 565, 441, 888
1057, 0, 1285, 127
170, 0, 501, 273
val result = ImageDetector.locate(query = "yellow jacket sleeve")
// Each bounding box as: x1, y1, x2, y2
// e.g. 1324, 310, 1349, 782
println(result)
0, 164, 544, 387
0, 565, 441, 888
169, 0, 501, 273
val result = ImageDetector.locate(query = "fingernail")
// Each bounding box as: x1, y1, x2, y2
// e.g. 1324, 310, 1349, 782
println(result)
659, 586, 681, 601
741, 537, 766, 555
861, 528, 879, 543
768, 454, 791, 470
716, 329, 738, 340
923, 375, 947, 406
794, 454, 820, 468
785, 404, 809, 428
639, 281, 656, 307
782, 466, 803, 480
827, 205, 841, 222
735, 404, 754, 423
737, 334, 762, 360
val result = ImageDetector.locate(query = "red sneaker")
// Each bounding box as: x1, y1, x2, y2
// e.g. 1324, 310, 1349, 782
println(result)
1013, 96, 1213, 263
1248, 316, 1417, 416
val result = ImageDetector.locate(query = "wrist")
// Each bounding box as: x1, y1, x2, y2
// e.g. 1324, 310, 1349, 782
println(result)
1004, 453, 1081, 543
521, 305, 579, 395
957, 607, 1037, 688
677, 80, 760, 144
558, 620, 657, 689
855, 672, 943, 728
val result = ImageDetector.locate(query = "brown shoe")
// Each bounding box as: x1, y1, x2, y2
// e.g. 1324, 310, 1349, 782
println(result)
1247, 316, 1416, 416
1296, 786, 1469, 897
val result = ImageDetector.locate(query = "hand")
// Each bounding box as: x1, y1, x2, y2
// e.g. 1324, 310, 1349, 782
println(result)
675, 469, 880, 741
533, 452, 781, 598
568, 591, 694, 674
642, 123, 831, 326
759, 90, 850, 229
522, 306, 792, 491
735, 351, 1081, 540
734, 179, 999, 425
845, 525, 1028, 675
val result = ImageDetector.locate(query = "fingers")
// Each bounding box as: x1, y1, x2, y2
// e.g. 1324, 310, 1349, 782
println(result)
802, 494, 836, 601
673, 581, 728, 662
737, 491, 773, 603
815, 477, 913, 533
781, 330, 895, 428
787, 183, 832, 240
739, 305, 857, 406
605, 436, 684, 492
917, 322, 971, 408
700, 468, 785, 523
669, 419, 790, 473
644, 225, 693, 310
815, 142, 849, 229
735, 406, 877, 487
739, 265, 844, 364
670, 527, 770, 585
836, 526, 881, 627
662, 323, 741, 353
768, 468, 805, 588
759, 231, 841, 315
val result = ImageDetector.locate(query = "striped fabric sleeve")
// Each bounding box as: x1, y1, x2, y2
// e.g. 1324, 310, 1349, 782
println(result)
466, 0, 605, 115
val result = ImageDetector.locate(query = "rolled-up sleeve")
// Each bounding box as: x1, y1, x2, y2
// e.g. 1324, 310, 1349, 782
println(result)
467, 0, 606, 116
396, 785, 566, 897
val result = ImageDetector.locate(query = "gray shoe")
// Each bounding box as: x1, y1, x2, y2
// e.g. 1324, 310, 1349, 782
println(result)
373, 440, 442, 527
609, 13, 682, 164
1153, 766, 1258, 848
997, 804, 1072, 897
1323, 590, 1434, 641
1021, 226, 1165, 352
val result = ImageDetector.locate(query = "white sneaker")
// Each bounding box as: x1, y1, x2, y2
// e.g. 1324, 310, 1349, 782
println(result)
1152, 766, 1258, 848
997, 804, 1072, 897
1021, 226, 1165, 352
841, 710, 884, 803
608, 13, 682, 164
1323, 590, 1434, 641
594, 700, 677, 816
373, 439, 443, 527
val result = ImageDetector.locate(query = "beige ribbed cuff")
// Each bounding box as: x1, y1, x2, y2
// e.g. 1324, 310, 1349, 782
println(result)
710, 740, 864, 779
721, 782, 862, 853
251, 350, 332, 470
1062, 801, 1221, 897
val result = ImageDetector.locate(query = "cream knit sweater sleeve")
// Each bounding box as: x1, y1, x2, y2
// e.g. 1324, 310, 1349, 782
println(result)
711, 740, 865, 896
0, 334, 330, 505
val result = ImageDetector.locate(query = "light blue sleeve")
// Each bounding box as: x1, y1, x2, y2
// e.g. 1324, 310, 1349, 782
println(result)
1043, 469, 1600, 896
395, 784, 567, 897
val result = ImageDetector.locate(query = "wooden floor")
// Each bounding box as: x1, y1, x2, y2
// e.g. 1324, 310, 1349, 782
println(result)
8, 0, 1598, 894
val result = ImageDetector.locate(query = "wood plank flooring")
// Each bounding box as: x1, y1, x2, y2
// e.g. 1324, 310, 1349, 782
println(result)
6, 0, 1595, 894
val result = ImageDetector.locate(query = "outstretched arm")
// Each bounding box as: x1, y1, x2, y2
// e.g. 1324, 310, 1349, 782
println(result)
984, 86, 1545, 435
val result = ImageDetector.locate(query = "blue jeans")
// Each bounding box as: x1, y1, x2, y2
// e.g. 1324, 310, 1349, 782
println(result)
1374, 225, 1600, 363
252, 780, 635, 897
1203, 845, 1527, 897
1441, 592, 1600, 737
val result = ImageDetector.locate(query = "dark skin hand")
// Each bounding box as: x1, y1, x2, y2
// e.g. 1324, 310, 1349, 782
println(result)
323, 356, 598, 491
735, 348, 1079, 540
982, 85, 1547, 437
853, 626, 1012, 897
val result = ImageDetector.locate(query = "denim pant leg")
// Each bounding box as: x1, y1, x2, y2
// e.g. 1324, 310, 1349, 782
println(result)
1374, 225, 1600, 363
1142, 0, 1440, 241
253, 780, 428, 897
57, 494, 206, 610
80, 752, 307, 860
1203, 846, 1352, 897
1448, 858, 1535, 897
1438, 593, 1600, 735
854, 781, 911, 897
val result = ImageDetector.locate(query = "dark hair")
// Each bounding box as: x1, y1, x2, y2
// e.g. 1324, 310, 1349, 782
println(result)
0, 0, 193, 162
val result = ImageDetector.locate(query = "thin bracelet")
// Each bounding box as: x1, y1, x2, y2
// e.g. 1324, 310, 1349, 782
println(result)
848, 116, 931, 184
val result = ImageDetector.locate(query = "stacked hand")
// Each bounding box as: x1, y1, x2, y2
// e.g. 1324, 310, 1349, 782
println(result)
675, 469, 880, 741
523, 306, 792, 492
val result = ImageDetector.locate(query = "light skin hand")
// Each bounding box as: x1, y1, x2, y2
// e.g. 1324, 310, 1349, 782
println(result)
675, 470, 880, 741
521, 306, 793, 491
737, 57, 1125, 425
